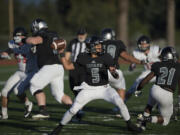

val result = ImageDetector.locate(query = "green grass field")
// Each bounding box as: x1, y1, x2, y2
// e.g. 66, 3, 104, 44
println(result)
0, 65, 180, 135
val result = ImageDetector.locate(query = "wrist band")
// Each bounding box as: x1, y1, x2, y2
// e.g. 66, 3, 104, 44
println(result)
59, 53, 65, 57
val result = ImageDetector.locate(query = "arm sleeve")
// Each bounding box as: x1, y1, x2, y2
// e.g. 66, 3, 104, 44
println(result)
11, 44, 31, 54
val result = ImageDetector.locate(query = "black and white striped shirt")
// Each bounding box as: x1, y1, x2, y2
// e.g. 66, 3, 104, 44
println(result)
66, 38, 86, 62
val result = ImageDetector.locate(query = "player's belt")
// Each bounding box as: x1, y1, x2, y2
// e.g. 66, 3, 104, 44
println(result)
160, 86, 173, 93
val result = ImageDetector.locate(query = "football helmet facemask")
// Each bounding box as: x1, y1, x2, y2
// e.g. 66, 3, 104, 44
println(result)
13, 27, 28, 44
159, 46, 177, 62
86, 36, 103, 55
31, 18, 48, 36
101, 28, 116, 41
137, 35, 150, 52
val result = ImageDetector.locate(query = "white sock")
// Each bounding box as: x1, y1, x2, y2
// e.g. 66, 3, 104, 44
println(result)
2, 107, 8, 116
25, 99, 31, 106
151, 116, 158, 123
61, 110, 75, 125
143, 112, 150, 117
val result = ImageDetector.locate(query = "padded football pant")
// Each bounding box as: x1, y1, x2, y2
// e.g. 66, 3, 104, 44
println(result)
148, 84, 173, 126
60, 82, 130, 125
30, 64, 64, 103
1, 71, 26, 97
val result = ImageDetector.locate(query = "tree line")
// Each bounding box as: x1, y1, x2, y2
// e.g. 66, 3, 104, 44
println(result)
0, 0, 180, 50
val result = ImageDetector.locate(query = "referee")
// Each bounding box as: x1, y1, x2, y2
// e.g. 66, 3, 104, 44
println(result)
65, 27, 88, 96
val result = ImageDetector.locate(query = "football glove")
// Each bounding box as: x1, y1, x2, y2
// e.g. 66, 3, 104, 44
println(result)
135, 90, 142, 97
8, 40, 14, 49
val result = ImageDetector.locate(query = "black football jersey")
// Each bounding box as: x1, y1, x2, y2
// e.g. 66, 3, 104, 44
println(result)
76, 53, 114, 86
151, 61, 180, 92
35, 30, 61, 68
66, 38, 86, 62
102, 40, 126, 68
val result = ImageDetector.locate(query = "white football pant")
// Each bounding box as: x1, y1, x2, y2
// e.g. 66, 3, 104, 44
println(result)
148, 84, 173, 126
60, 82, 130, 125
1, 71, 26, 97
30, 64, 64, 103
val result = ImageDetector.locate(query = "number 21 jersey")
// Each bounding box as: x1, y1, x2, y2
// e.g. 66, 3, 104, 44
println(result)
151, 61, 180, 92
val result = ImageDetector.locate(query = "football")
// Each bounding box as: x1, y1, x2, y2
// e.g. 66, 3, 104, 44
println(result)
51, 39, 66, 50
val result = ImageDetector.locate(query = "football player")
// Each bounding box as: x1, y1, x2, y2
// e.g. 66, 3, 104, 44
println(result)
23, 18, 73, 119
101, 28, 145, 116
0, 27, 34, 119
135, 46, 180, 130
125, 35, 161, 101
49, 36, 142, 135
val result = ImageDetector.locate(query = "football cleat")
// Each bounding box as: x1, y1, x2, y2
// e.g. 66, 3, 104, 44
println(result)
127, 121, 142, 133
137, 113, 151, 122
0, 114, 8, 120
49, 124, 63, 135
32, 109, 50, 120
137, 113, 144, 121
134, 90, 142, 97
24, 102, 33, 118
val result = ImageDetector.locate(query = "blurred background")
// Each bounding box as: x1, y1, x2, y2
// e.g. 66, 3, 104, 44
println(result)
0, 0, 180, 52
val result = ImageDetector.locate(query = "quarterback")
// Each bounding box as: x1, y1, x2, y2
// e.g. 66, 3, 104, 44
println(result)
49, 36, 142, 135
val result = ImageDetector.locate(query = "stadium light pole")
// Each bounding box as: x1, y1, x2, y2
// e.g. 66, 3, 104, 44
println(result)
9, 0, 14, 40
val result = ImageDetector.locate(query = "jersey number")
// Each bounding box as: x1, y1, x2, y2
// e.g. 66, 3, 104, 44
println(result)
91, 68, 100, 83
107, 45, 116, 58
157, 67, 176, 85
